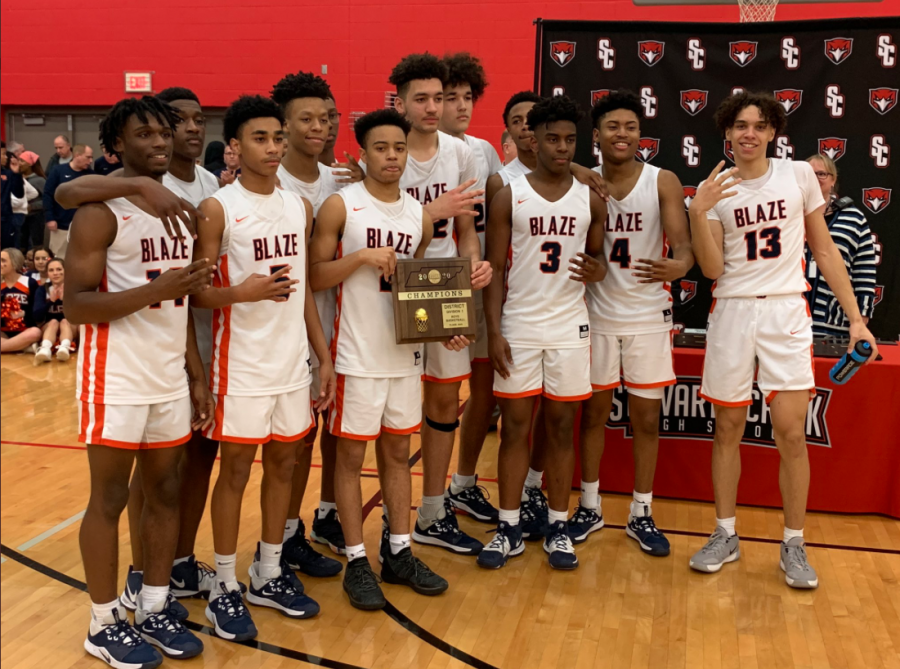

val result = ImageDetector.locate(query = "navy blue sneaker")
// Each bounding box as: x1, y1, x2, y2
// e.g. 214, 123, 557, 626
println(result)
626, 507, 670, 557
284, 521, 343, 577
311, 508, 346, 556
136, 601, 203, 659
446, 476, 499, 523
521, 488, 548, 541
476, 522, 524, 569
119, 566, 143, 611
544, 520, 578, 570
246, 564, 320, 619
205, 584, 257, 642
412, 502, 483, 555
567, 500, 605, 545
170, 555, 217, 598
252, 542, 305, 594
84, 606, 162, 669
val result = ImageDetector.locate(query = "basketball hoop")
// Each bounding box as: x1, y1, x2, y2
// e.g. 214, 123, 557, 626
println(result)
738, 0, 778, 22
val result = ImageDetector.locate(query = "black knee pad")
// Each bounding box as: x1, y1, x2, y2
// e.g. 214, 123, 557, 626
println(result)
425, 416, 460, 433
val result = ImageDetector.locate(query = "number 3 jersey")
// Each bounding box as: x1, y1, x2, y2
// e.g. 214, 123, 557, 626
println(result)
586, 164, 673, 335
502, 175, 591, 349
706, 158, 824, 299
77, 198, 193, 405
331, 182, 424, 378
208, 182, 311, 397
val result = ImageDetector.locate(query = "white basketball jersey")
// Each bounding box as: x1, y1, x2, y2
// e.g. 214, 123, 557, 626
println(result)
400, 130, 477, 259
209, 182, 310, 396
503, 175, 591, 349
498, 157, 531, 187
331, 182, 424, 377
77, 198, 192, 405
463, 134, 502, 256
277, 162, 343, 368
587, 164, 673, 335
707, 159, 824, 299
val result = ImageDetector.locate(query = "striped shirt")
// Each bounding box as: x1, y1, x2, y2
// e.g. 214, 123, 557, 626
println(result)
804, 204, 877, 337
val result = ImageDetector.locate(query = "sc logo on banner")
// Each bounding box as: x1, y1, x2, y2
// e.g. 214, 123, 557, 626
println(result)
825, 85, 845, 118
641, 87, 658, 119
686, 38, 705, 71
681, 136, 700, 167
597, 38, 616, 70
781, 37, 800, 70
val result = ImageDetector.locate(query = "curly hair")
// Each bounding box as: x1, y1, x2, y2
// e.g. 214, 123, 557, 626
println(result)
156, 87, 201, 105
223, 95, 285, 142
389, 53, 448, 98
443, 52, 488, 102
714, 90, 787, 137
502, 91, 542, 127
353, 109, 412, 148
99, 96, 182, 159
526, 95, 583, 131
590, 89, 642, 127
270, 72, 334, 113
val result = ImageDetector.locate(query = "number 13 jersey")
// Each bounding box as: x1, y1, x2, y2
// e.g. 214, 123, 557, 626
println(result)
502, 175, 591, 349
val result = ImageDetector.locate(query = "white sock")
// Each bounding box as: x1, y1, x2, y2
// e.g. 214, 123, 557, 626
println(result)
548, 508, 568, 525
498, 508, 520, 526
346, 543, 366, 561
59, 338, 71, 349
138, 584, 169, 613
213, 552, 238, 599
783, 527, 804, 543
173, 555, 192, 567
258, 541, 282, 579
40, 339, 52, 350
450, 473, 476, 494
318, 501, 337, 516
524, 468, 543, 489
90, 600, 120, 626
716, 517, 737, 537
418, 495, 445, 524
631, 490, 653, 518
283, 518, 300, 543
389, 533, 411, 555
581, 480, 599, 511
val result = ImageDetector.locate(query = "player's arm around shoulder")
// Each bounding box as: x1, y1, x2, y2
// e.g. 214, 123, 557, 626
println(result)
414, 209, 435, 259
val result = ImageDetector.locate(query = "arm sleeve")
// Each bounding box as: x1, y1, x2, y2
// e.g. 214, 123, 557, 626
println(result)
846, 212, 878, 318
794, 161, 826, 214
43, 170, 59, 222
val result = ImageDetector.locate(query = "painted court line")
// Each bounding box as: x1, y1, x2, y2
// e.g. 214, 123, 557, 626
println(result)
16, 510, 86, 552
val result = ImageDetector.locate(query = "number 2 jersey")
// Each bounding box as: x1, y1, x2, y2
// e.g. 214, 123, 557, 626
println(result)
706, 158, 824, 299
208, 181, 310, 397
331, 182, 424, 377
586, 164, 673, 335
502, 175, 591, 349
77, 198, 193, 405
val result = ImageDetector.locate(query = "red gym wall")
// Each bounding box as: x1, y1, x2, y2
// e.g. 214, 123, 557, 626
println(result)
1, 0, 896, 152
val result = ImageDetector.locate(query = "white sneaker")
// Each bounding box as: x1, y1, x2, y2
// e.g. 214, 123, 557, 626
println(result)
56, 345, 71, 361
33, 346, 52, 366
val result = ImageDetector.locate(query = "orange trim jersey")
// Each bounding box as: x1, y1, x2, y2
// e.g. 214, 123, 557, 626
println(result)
76, 197, 193, 405
587, 164, 674, 335
331, 182, 424, 378
208, 182, 311, 397
706, 159, 825, 299
502, 175, 591, 349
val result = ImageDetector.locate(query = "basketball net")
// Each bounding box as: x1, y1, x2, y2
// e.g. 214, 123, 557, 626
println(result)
738, 0, 778, 22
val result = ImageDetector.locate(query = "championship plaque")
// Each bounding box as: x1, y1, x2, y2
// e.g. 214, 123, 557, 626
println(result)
392, 258, 476, 344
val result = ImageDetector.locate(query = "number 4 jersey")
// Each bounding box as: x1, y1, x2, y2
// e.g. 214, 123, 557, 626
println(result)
706, 158, 824, 299
502, 175, 591, 349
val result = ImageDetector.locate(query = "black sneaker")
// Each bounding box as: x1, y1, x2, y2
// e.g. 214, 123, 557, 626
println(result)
521, 489, 548, 541
343, 557, 386, 611
567, 499, 605, 545
381, 547, 448, 596
284, 521, 343, 577
311, 508, 346, 556
412, 503, 483, 555
446, 476, 499, 523
377, 515, 390, 565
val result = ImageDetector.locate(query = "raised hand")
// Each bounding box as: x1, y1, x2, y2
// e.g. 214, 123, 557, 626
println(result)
690, 161, 741, 214
427, 179, 485, 220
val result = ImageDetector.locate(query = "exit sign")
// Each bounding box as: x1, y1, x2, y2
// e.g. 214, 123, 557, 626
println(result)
125, 72, 153, 93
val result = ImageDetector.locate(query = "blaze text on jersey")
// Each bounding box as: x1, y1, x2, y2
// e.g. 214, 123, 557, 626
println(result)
253, 234, 300, 261
141, 237, 190, 263
529, 216, 577, 236
733, 200, 786, 228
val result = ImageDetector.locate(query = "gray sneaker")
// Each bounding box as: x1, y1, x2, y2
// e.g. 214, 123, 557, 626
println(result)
689, 526, 740, 573
780, 537, 818, 588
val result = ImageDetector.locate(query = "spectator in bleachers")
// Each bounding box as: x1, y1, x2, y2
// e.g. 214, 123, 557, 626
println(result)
46, 135, 74, 174
7, 141, 25, 158
17, 152, 47, 250
1, 247, 46, 354
93, 145, 123, 176
804, 153, 877, 337
1, 143, 25, 249
501, 129, 516, 165
43, 144, 94, 259
33, 257, 73, 364
215, 143, 241, 184
9, 159, 39, 250
31, 247, 53, 285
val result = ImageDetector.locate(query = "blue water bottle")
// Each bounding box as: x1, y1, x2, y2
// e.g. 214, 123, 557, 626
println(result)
829, 341, 873, 385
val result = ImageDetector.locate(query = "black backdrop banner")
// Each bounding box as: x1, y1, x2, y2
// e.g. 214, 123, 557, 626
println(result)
535, 17, 899, 340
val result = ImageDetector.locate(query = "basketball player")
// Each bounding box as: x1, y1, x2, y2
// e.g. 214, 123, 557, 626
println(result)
192, 95, 334, 638
66, 96, 212, 667
439, 52, 502, 524
688, 92, 878, 587
388, 53, 492, 555
310, 108, 452, 609
479, 96, 607, 570
572, 90, 694, 555
270, 71, 347, 573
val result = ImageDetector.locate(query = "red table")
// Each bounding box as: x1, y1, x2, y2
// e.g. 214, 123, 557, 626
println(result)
574, 344, 900, 518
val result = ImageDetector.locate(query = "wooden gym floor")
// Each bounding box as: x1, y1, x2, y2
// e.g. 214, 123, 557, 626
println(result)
2, 353, 899, 669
